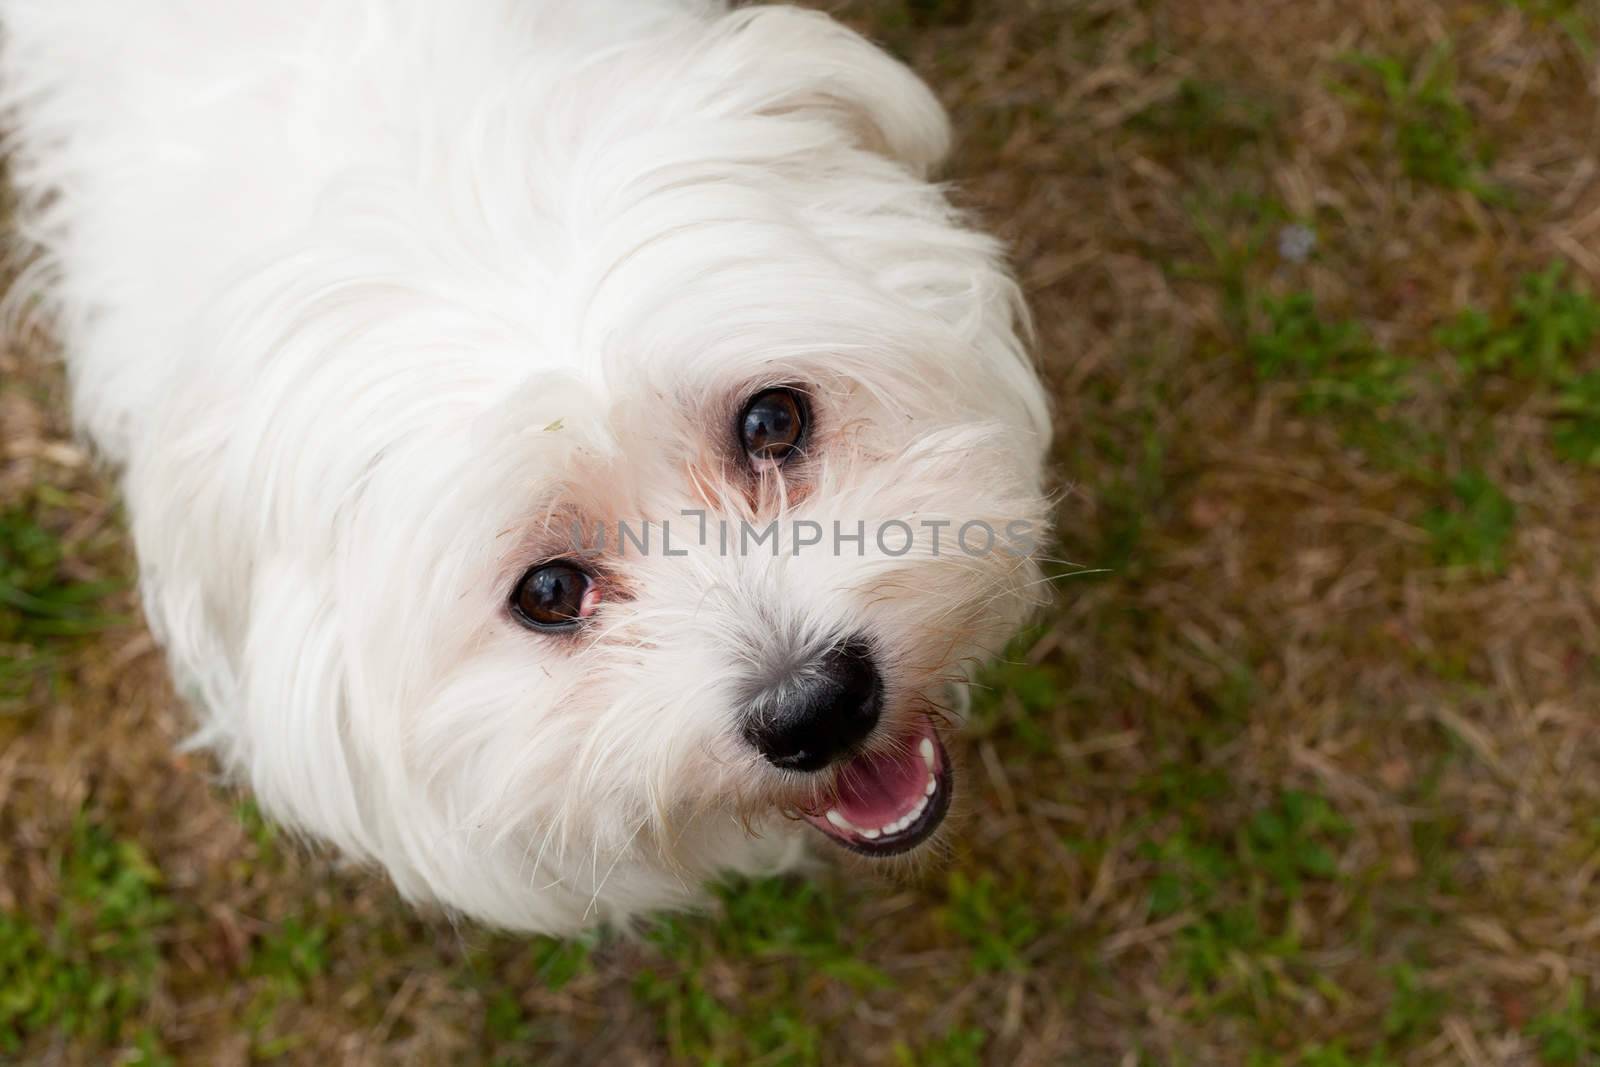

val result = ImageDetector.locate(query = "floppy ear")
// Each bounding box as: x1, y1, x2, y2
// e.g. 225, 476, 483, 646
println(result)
706, 6, 953, 177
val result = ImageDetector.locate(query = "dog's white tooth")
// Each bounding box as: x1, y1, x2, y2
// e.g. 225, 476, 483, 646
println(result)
925, 777, 937, 796
919, 738, 935, 767
862, 827, 881, 840
826, 809, 852, 831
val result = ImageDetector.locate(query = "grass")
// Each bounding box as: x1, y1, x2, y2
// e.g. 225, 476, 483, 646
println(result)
0, 492, 124, 706
1131, 79, 1280, 160
1505, 0, 1597, 51
1421, 471, 1516, 573
1382, 964, 1445, 1048
1243, 291, 1441, 472
1247, 292, 1412, 414
0, 819, 172, 1054
1340, 45, 1496, 197
1142, 790, 1353, 1022
244, 918, 332, 1059
896, 1026, 987, 1067
1554, 372, 1600, 464
1438, 263, 1600, 466
3, 0, 1600, 1063
940, 872, 1040, 975
1266, 1046, 1401, 1067
629, 877, 888, 1065
1437, 263, 1600, 381
1527, 983, 1600, 1065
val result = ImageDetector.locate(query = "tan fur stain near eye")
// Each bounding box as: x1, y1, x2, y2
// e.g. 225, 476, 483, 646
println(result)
684, 458, 735, 514
684, 452, 814, 517
496, 489, 653, 614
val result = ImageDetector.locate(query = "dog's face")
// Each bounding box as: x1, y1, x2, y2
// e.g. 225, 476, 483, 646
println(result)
338, 233, 1051, 919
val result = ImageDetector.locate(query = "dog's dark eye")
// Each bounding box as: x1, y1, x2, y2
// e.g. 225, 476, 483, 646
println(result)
511, 562, 593, 630
739, 388, 807, 465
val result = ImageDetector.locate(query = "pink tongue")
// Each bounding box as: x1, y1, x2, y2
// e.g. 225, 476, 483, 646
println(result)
832, 741, 929, 826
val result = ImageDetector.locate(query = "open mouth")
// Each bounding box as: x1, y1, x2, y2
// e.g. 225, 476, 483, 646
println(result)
802, 718, 952, 856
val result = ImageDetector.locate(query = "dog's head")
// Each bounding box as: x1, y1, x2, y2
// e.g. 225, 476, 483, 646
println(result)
363, 313, 1051, 926
163, 8, 1052, 930
341, 270, 1052, 926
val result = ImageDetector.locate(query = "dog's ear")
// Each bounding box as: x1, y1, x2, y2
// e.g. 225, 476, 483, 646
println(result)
707, 7, 952, 177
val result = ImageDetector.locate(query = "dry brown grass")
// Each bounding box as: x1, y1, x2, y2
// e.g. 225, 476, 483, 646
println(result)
3, 1, 1600, 1064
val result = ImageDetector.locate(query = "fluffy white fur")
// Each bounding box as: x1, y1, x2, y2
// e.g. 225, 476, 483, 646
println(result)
2, 0, 1050, 933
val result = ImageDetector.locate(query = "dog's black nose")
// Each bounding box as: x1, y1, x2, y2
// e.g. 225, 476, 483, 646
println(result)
742, 639, 882, 772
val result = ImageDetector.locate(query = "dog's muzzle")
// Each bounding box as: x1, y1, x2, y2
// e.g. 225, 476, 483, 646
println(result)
740, 636, 953, 857
741, 638, 882, 772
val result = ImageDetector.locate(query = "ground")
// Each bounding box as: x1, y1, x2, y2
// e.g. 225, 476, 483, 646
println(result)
3, 1, 1600, 1064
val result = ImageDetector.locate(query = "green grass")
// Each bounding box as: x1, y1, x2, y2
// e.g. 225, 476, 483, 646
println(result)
1437, 262, 1600, 466
0, 818, 172, 1053
896, 1026, 988, 1067
529, 932, 595, 991
233, 797, 284, 866
1242, 790, 1350, 893
1554, 372, 1600, 464
1421, 471, 1516, 574
1437, 263, 1600, 381
250, 917, 330, 998
1510, 0, 1589, 17
1087, 422, 1171, 580
940, 872, 1041, 974
1341, 46, 1495, 196
1131, 79, 1279, 159
463, 930, 604, 1061
631, 876, 885, 1065
1241, 289, 1459, 476
903, 0, 975, 28
966, 648, 1065, 755
0, 497, 123, 641
0, 494, 125, 704
1382, 963, 1446, 1047
1526, 982, 1600, 1065
1247, 293, 1414, 421
1506, 0, 1596, 51
1183, 193, 1290, 336
243, 916, 333, 1058
1143, 791, 1352, 1018
1258, 1044, 1401, 1067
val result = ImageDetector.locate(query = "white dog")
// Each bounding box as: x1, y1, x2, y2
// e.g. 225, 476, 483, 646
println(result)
2, 0, 1050, 933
